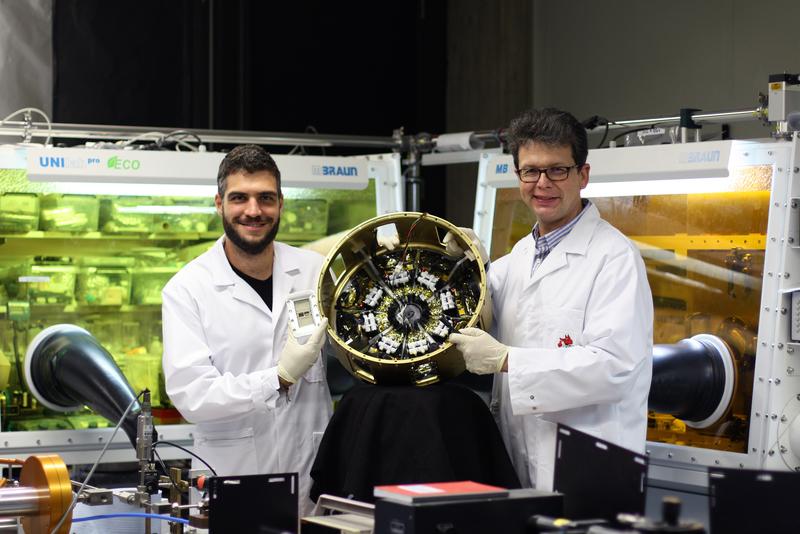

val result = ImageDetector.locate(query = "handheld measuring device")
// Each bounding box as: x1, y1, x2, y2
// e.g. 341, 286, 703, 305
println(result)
286, 290, 322, 339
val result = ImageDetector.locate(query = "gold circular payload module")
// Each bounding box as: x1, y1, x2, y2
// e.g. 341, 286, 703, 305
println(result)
318, 212, 489, 386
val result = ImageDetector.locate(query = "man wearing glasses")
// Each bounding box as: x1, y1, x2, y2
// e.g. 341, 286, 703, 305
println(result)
450, 108, 653, 491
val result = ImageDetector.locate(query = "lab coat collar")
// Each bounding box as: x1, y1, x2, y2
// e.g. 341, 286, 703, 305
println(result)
524, 202, 600, 288
271, 241, 303, 317
207, 237, 302, 318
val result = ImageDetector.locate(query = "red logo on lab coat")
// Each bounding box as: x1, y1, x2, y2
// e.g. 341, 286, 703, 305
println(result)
558, 334, 573, 348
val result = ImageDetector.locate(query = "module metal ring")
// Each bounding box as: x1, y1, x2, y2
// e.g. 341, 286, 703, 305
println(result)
317, 212, 488, 386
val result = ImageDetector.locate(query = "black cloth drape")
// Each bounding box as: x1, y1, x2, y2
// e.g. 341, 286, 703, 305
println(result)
310, 382, 521, 503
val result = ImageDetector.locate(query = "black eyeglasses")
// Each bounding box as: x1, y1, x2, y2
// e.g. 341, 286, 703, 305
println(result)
514, 164, 583, 183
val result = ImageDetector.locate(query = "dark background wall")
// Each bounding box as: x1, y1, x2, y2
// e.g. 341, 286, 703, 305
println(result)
52, 0, 449, 213
50, 1, 800, 225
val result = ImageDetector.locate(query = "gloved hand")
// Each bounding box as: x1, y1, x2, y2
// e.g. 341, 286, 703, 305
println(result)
376, 232, 400, 251
278, 317, 329, 384
449, 327, 508, 375
442, 227, 488, 265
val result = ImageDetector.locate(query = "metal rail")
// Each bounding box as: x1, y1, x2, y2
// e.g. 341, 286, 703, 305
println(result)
466, 108, 764, 144
0, 121, 400, 149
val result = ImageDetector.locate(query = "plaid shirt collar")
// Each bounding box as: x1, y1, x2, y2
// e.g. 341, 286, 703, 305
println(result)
531, 199, 590, 275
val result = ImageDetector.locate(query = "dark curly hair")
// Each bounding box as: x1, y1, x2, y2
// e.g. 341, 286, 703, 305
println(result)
217, 144, 282, 196
506, 108, 588, 169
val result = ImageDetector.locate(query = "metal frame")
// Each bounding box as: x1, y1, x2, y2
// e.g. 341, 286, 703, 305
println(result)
472, 138, 799, 492
0, 120, 399, 149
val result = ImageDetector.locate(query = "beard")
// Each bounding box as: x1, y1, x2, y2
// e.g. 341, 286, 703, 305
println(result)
222, 214, 281, 255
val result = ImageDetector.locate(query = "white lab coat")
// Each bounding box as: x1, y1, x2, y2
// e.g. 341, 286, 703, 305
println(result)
161, 237, 332, 515
489, 204, 653, 490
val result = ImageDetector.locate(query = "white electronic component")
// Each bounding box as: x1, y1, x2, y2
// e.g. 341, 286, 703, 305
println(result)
407, 338, 429, 356
362, 312, 378, 333
440, 290, 455, 311
378, 336, 400, 355
417, 271, 439, 291
432, 321, 449, 338
286, 290, 322, 339
365, 286, 383, 307
389, 264, 410, 286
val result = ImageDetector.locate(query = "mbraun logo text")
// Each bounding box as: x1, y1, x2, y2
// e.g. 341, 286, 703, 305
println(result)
312, 165, 358, 176
679, 150, 721, 164
495, 163, 509, 173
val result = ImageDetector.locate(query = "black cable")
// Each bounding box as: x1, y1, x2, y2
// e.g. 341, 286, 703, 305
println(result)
153, 448, 181, 492
401, 213, 426, 261
152, 440, 218, 476
10, 325, 23, 394
596, 121, 610, 148
582, 115, 611, 148
162, 130, 202, 145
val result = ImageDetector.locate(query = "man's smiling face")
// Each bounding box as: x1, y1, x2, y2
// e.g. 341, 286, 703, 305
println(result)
517, 141, 589, 235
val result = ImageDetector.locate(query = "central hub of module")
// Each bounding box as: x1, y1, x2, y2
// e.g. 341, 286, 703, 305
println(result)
391, 296, 429, 331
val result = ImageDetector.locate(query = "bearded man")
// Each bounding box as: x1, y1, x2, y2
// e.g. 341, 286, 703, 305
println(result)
162, 144, 331, 515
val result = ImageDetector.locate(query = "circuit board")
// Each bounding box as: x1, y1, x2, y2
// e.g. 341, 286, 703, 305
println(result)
334, 247, 482, 360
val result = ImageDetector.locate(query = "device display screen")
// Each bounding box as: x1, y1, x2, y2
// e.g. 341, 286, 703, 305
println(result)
295, 299, 314, 327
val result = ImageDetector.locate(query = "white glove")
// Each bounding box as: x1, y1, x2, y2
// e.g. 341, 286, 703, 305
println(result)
448, 327, 508, 375
376, 232, 400, 251
278, 317, 329, 384
442, 227, 488, 265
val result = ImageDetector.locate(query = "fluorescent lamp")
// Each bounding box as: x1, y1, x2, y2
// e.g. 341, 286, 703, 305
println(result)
588, 141, 732, 183
47, 181, 217, 197
24, 147, 371, 190
583, 176, 735, 198
483, 141, 739, 197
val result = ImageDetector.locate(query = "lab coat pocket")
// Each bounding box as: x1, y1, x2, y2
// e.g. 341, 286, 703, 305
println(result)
538, 306, 584, 349
194, 426, 257, 476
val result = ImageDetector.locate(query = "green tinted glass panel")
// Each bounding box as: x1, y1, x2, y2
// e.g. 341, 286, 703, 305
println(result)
0, 166, 376, 431
490, 165, 771, 454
